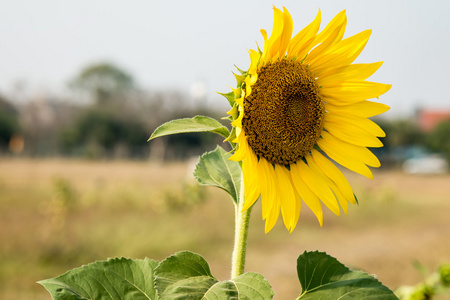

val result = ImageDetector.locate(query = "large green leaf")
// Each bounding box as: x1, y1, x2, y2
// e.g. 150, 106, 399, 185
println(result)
148, 116, 230, 141
194, 146, 241, 203
38, 257, 159, 300
154, 251, 274, 300
297, 251, 398, 299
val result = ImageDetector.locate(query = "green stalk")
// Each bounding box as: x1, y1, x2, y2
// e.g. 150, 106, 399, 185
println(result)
231, 178, 252, 278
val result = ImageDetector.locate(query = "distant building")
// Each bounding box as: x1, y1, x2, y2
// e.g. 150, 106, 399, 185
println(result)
417, 108, 450, 132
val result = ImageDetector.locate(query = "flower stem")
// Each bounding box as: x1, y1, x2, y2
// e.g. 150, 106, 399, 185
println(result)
231, 180, 252, 278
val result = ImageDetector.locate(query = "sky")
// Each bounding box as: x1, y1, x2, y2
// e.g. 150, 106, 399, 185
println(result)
0, 0, 449, 117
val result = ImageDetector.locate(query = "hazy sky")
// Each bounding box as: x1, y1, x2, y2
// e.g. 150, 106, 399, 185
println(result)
1, 0, 449, 117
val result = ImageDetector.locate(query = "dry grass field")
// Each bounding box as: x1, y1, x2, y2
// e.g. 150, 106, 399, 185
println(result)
0, 158, 449, 299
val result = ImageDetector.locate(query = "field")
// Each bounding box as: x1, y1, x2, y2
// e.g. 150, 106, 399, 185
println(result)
1, 158, 449, 299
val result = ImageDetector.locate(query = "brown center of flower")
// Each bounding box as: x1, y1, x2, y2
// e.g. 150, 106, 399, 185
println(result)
242, 59, 324, 165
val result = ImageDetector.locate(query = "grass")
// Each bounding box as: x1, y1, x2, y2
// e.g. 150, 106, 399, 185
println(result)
0, 158, 449, 299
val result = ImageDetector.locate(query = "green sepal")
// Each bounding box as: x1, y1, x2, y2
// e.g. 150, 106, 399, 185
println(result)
297, 251, 397, 299
38, 258, 159, 300
194, 146, 241, 203
231, 86, 242, 100
234, 72, 246, 87
148, 115, 230, 141
354, 193, 359, 205
227, 103, 239, 120
222, 115, 233, 121
234, 65, 248, 76
217, 90, 236, 107
224, 126, 237, 145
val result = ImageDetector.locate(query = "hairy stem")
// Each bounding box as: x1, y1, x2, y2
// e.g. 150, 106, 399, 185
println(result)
231, 179, 252, 278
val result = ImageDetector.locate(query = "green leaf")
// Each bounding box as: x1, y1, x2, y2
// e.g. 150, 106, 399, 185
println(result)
148, 116, 230, 141
161, 277, 219, 300
202, 273, 274, 300
155, 251, 274, 300
154, 251, 214, 296
38, 257, 159, 300
297, 251, 398, 299
194, 146, 241, 203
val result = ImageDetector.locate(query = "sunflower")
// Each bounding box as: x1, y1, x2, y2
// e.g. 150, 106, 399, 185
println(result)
227, 6, 391, 233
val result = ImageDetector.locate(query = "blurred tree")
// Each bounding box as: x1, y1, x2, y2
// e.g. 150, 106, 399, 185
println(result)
0, 96, 20, 152
62, 61, 227, 160
69, 62, 134, 105
374, 118, 427, 166
59, 108, 149, 158
61, 62, 151, 158
426, 120, 450, 162
377, 118, 425, 150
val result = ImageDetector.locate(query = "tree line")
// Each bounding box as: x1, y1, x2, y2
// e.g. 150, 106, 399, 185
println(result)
0, 62, 225, 160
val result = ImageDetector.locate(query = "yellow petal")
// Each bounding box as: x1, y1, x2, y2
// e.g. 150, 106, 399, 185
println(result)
334, 187, 349, 214
317, 62, 383, 86
277, 7, 294, 59
290, 163, 323, 226
323, 117, 384, 148
274, 164, 297, 231
230, 108, 243, 128
306, 155, 349, 213
280, 168, 302, 232
308, 30, 372, 74
260, 28, 268, 42
325, 100, 390, 118
230, 86, 241, 99
234, 95, 244, 107
288, 175, 302, 232
325, 113, 386, 137
241, 152, 260, 211
264, 199, 280, 233
296, 159, 341, 216
234, 126, 242, 140
317, 132, 376, 179
306, 21, 346, 66
321, 81, 392, 104
259, 29, 268, 63
287, 9, 321, 60
303, 10, 347, 63
230, 135, 247, 161
324, 131, 380, 167
230, 126, 248, 160
248, 49, 261, 75
306, 153, 354, 214
261, 6, 285, 63
262, 159, 280, 233
312, 10, 347, 46
311, 149, 356, 204
257, 158, 276, 220
245, 81, 252, 96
